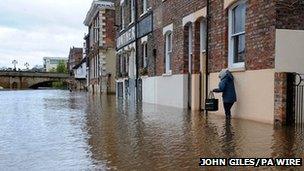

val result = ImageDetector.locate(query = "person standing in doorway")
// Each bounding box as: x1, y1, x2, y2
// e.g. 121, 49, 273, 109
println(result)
213, 69, 237, 119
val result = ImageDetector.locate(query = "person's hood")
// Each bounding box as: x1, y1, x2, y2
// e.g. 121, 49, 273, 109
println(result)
219, 69, 233, 80
219, 69, 228, 80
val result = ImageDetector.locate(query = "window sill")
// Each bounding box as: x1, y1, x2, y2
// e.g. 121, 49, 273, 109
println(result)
128, 21, 134, 27
140, 8, 152, 17
140, 12, 147, 18
229, 67, 246, 72
119, 29, 125, 33
162, 72, 172, 77
140, 75, 148, 79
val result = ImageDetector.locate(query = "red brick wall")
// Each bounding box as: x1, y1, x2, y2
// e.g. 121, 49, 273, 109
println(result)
68, 48, 83, 71
151, 0, 207, 76
208, 0, 276, 73
115, 0, 207, 76
276, 0, 304, 30
104, 9, 116, 49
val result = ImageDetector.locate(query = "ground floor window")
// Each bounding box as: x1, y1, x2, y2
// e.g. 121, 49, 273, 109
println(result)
228, 0, 246, 68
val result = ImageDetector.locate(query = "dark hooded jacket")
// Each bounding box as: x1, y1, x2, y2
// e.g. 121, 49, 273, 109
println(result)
213, 71, 237, 103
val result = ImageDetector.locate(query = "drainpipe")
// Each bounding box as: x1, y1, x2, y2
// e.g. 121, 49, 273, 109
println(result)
134, 0, 139, 101
205, 0, 210, 114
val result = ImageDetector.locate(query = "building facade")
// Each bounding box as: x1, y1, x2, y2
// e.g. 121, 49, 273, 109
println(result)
115, 0, 304, 124
67, 47, 87, 90
72, 57, 87, 90
115, 0, 207, 108
207, 0, 304, 124
43, 57, 68, 72
84, 0, 116, 94
68, 47, 83, 73
115, 0, 153, 101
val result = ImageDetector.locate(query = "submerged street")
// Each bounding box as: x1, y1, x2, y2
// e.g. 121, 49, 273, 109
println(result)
0, 90, 303, 170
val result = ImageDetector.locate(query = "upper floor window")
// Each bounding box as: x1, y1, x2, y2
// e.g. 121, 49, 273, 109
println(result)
188, 24, 193, 73
142, 0, 148, 14
130, 0, 135, 23
142, 42, 148, 68
164, 32, 172, 74
228, 1, 246, 68
121, 5, 125, 30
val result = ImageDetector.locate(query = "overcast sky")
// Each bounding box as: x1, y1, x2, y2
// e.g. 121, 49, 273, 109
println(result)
0, 0, 91, 69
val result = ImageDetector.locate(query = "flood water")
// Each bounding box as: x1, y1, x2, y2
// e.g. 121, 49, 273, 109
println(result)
0, 90, 303, 170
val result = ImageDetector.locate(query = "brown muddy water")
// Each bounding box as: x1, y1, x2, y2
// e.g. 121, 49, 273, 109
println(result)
0, 90, 303, 170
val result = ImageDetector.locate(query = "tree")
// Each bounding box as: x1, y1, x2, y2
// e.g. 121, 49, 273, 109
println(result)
56, 60, 68, 74
49, 68, 56, 72
12, 60, 18, 70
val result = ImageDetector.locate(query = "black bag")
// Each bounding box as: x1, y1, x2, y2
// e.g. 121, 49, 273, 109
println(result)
205, 91, 218, 111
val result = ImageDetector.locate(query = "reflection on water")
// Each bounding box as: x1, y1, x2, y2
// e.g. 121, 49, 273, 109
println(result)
0, 90, 303, 170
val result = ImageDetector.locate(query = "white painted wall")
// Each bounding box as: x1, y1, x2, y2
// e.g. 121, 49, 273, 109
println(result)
275, 29, 304, 73
208, 69, 275, 124
75, 62, 87, 79
142, 74, 188, 108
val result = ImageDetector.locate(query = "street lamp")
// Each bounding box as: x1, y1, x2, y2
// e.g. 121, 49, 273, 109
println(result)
12, 60, 18, 70
24, 62, 29, 70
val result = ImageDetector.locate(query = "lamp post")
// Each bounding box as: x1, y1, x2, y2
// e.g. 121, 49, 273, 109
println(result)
12, 60, 18, 70
24, 62, 29, 70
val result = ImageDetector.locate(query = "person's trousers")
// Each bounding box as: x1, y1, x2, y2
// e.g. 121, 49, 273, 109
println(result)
224, 102, 234, 117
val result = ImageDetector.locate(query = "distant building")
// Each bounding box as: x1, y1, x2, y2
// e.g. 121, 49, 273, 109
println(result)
71, 57, 87, 90
43, 57, 68, 72
68, 47, 83, 74
68, 47, 87, 91
31, 65, 44, 72
84, 0, 116, 94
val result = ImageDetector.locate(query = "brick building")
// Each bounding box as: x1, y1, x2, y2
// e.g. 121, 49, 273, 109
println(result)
84, 0, 116, 94
207, 0, 304, 124
115, 0, 304, 124
68, 47, 83, 73
115, 0, 153, 100
115, 0, 207, 107
68, 47, 85, 90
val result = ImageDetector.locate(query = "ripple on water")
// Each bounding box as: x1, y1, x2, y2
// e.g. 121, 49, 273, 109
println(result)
0, 90, 303, 170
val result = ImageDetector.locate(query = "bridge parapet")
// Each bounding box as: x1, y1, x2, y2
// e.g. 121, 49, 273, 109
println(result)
0, 71, 70, 89
0, 71, 69, 78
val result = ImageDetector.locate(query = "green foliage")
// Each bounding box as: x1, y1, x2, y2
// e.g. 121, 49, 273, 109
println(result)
49, 68, 56, 73
56, 60, 68, 74
52, 81, 67, 89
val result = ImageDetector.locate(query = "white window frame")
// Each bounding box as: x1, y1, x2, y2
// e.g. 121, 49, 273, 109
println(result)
142, 42, 148, 68
165, 32, 172, 74
228, 0, 246, 69
130, 0, 135, 23
188, 24, 193, 74
142, 0, 148, 14
121, 5, 125, 30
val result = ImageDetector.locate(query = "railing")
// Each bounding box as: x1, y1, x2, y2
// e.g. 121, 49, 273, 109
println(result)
294, 73, 304, 127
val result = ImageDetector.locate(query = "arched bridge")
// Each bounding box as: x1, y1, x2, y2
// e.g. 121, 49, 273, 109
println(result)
0, 71, 69, 89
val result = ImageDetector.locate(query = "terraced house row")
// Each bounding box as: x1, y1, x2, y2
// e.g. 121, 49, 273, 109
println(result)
83, 0, 304, 125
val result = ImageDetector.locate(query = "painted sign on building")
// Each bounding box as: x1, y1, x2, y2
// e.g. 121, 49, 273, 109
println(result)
137, 14, 153, 38
117, 26, 135, 50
